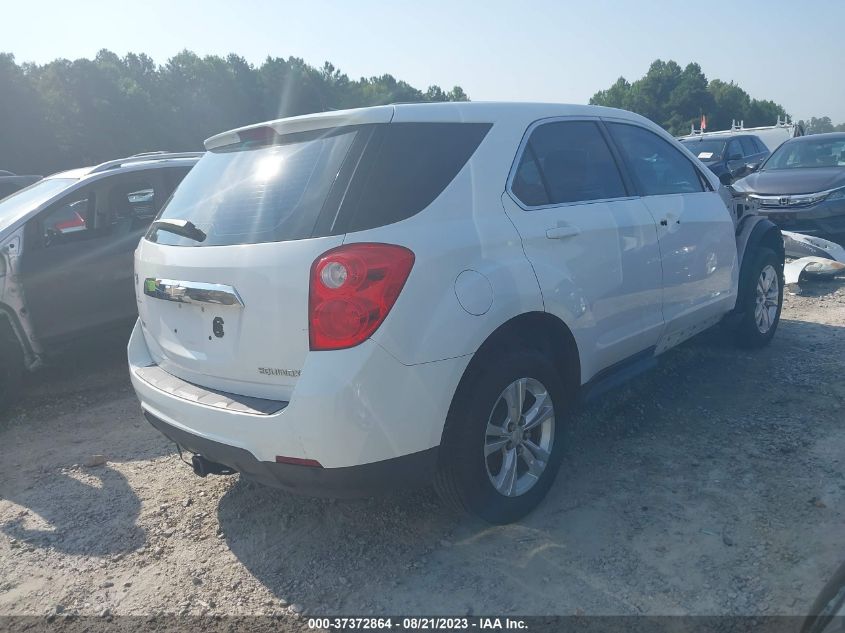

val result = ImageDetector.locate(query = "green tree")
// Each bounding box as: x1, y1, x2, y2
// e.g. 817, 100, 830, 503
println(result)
590, 77, 631, 110
0, 54, 53, 174
0, 50, 470, 175
800, 116, 836, 135
590, 59, 788, 135
666, 63, 714, 133
706, 80, 750, 131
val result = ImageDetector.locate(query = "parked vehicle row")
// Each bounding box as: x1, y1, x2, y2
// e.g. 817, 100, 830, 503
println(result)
0, 153, 201, 408
126, 103, 784, 523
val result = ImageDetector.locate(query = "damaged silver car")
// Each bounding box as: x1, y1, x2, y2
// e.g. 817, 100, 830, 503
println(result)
0, 152, 201, 409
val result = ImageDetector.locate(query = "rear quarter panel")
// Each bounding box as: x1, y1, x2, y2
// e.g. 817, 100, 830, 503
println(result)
353, 121, 545, 367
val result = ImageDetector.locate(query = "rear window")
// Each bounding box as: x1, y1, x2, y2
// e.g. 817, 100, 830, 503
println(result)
148, 128, 359, 246
147, 122, 490, 247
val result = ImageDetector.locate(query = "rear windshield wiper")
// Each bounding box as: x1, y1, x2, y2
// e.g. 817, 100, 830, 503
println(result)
150, 219, 207, 243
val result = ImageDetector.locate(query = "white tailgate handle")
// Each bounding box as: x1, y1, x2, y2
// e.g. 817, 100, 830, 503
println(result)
546, 225, 581, 239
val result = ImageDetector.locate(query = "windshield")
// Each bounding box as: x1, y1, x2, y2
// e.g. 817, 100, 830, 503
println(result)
764, 137, 845, 170
0, 178, 76, 225
680, 138, 726, 160
149, 128, 358, 246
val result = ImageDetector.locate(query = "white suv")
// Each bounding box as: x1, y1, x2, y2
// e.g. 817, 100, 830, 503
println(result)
129, 103, 784, 523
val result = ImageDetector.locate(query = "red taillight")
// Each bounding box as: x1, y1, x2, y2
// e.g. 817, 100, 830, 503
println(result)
309, 243, 415, 351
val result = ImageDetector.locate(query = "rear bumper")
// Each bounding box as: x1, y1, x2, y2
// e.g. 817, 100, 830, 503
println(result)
143, 410, 438, 497
128, 319, 470, 474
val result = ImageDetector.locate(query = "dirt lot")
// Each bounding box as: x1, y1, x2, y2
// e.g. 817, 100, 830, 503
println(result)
1, 279, 844, 620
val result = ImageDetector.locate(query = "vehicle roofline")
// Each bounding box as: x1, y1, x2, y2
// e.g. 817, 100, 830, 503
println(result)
204, 102, 652, 150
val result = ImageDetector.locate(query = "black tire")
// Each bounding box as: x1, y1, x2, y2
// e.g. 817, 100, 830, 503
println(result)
434, 347, 568, 524
0, 325, 24, 412
732, 246, 783, 348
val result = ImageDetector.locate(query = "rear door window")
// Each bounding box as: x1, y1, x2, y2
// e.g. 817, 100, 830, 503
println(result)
739, 136, 757, 156
105, 176, 161, 235
726, 139, 743, 160
511, 120, 627, 206
607, 123, 704, 196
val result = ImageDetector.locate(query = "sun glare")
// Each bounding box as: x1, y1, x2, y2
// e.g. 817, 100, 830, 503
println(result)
254, 152, 285, 181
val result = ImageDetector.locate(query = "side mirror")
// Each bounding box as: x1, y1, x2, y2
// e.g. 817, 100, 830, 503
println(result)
745, 161, 762, 173
719, 172, 734, 186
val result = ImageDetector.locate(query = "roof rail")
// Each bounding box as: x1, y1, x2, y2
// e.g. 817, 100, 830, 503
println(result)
89, 152, 204, 174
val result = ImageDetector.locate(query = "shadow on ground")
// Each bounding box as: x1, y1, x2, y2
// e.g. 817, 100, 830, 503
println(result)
216, 317, 845, 615
0, 465, 145, 556
3, 324, 134, 425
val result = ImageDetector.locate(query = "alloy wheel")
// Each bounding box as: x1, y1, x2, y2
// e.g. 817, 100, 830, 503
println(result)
755, 264, 779, 334
484, 377, 555, 497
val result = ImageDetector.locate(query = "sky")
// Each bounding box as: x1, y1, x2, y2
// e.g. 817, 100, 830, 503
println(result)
3, 0, 843, 123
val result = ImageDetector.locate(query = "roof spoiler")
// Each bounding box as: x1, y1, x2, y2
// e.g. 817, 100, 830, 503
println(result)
204, 106, 395, 151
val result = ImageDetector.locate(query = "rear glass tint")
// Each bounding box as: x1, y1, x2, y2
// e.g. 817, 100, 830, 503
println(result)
340, 123, 491, 233
148, 128, 358, 246
146, 122, 490, 247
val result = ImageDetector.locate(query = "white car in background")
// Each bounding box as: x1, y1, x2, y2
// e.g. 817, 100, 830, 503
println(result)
129, 103, 784, 523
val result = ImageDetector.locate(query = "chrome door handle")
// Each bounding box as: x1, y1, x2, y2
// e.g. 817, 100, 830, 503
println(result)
545, 225, 581, 239
143, 278, 244, 307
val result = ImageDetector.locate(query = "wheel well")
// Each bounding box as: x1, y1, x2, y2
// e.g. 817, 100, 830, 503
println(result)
759, 226, 785, 263
743, 220, 785, 264
463, 312, 580, 398
739, 223, 785, 296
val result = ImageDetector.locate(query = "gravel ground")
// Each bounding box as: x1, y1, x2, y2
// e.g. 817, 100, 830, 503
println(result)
0, 278, 844, 621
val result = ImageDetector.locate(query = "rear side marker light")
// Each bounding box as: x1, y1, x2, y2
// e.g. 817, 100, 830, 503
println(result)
275, 455, 323, 468
309, 243, 415, 351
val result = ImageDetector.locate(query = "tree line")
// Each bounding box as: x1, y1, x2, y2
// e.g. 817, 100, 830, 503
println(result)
590, 60, 789, 135
590, 59, 845, 137
3, 52, 842, 176
800, 116, 845, 135
0, 50, 468, 175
